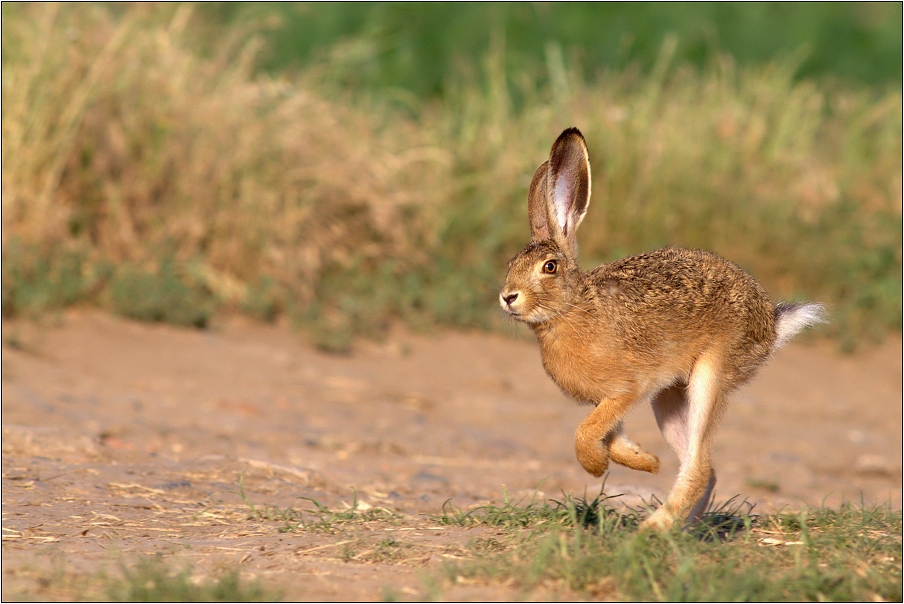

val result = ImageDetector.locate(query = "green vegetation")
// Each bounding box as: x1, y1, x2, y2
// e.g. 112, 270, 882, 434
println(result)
110, 259, 217, 328
209, 3, 903, 92
437, 494, 903, 601
106, 556, 275, 602
239, 478, 398, 533
234, 483, 902, 601
11, 495, 899, 601
2, 4, 900, 350
10, 554, 276, 602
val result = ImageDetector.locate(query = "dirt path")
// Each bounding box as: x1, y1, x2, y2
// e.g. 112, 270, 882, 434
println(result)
2, 311, 901, 600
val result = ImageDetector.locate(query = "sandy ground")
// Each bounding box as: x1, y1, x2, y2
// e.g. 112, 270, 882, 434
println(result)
2, 310, 901, 600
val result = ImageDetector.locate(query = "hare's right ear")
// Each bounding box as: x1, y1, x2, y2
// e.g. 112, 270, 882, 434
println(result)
545, 128, 591, 256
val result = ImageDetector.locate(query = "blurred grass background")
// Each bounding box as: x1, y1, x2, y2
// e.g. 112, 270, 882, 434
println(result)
2, 3, 901, 351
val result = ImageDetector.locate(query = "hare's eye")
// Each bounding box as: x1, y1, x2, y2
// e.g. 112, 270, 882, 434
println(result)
542, 260, 557, 274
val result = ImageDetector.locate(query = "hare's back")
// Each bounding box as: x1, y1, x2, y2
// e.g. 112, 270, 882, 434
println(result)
591, 247, 776, 351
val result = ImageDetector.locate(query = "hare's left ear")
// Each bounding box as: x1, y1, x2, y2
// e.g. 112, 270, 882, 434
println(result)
546, 127, 591, 257
527, 161, 551, 242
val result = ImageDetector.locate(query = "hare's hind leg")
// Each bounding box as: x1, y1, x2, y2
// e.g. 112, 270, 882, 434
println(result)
651, 386, 689, 460
649, 386, 716, 526
642, 357, 724, 531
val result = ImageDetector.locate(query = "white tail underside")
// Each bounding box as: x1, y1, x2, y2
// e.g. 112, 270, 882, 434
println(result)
774, 302, 827, 349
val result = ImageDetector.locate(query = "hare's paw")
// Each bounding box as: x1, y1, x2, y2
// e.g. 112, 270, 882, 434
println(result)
609, 435, 660, 474
639, 507, 677, 532
574, 430, 610, 477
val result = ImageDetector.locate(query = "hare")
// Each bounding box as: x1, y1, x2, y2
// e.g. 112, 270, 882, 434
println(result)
499, 127, 825, 531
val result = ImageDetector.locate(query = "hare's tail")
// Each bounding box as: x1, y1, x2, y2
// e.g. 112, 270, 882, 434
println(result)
773, 302, 827, 349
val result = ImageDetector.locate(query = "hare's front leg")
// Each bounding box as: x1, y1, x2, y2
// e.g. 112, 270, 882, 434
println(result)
609, 425, 661, 474
575, 395, 656, 476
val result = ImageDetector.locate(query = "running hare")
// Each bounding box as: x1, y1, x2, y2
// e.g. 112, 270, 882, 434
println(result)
499, 127, 825, 530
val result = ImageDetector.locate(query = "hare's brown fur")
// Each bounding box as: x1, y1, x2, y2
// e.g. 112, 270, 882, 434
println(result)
500, 128, 824, 530
513, 246, 777, 405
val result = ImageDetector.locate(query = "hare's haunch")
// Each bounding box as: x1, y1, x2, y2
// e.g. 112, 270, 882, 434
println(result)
499, 128, 825, 530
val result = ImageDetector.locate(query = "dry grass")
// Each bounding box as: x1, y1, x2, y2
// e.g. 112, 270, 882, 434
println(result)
2, 4, 900, 348
2, 4, 446, 323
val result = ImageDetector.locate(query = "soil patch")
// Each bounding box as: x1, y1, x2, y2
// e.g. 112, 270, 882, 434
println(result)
2, 311, 901, 599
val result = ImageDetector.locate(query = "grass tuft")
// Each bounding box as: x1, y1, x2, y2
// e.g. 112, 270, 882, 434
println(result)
436, 496, 902, 601
440, 486, 647, 533
238, 478, 397, 533
110, 258, 217, 328
106, 555, 275, 602
10, 553, 278, 602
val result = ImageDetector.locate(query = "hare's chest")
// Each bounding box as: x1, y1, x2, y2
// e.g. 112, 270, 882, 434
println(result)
536, 325, 618, 405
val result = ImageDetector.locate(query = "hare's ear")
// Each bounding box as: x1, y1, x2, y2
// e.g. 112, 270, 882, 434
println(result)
546, 128, 591, 256
527, 161, 551, 242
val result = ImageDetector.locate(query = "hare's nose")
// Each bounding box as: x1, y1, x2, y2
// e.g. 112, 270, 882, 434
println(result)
502, 292, 519, 305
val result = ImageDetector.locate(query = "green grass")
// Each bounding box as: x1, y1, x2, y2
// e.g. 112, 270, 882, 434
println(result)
109, 258, 217, 328
1, 239, 99, 318
179, 479, 904, 600
238, 478, 398, 533
2, 4, 900, 350
105, 555, 275, 602
9, 554, 277, 602
436, 495, 903, 601
12, 495, 898, 601
206, 3, 903, 93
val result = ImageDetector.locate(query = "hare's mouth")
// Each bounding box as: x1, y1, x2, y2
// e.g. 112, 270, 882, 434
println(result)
500, 303, 521, 318
499, 290, 523, 316
500, 299, 536, 324
503, 308, 532, 324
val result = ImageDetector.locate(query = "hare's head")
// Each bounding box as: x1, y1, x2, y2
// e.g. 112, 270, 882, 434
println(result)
500, 128, 591, 324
